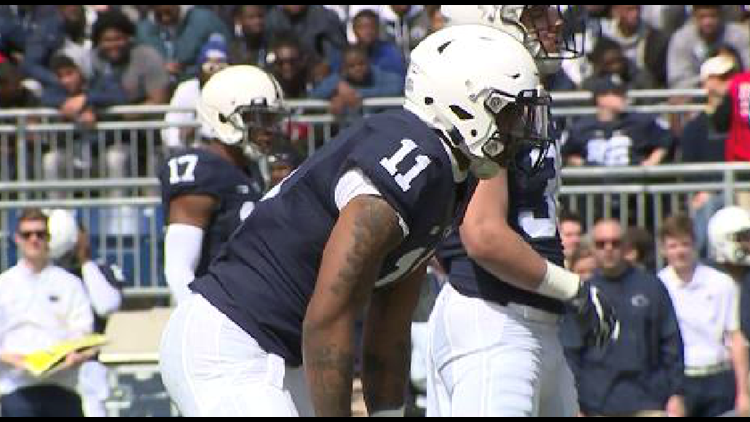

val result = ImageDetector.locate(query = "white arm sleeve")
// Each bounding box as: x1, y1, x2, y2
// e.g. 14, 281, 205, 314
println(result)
164, 224, 205, 304
335, 168, 409, 237
81, 261, 123, 317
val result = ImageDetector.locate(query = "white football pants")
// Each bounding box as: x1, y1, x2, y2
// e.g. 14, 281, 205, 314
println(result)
426, 283, 578, 417
159, 295, 314, 417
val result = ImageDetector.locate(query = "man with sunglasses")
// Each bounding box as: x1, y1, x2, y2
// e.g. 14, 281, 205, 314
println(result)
158, 65, 279, 305
562, 219, 685, 417
426, 5, 618, 417
0, 209, 94, 417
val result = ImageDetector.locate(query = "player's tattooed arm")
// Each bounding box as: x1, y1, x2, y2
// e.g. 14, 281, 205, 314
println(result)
304, 195, 403, 417
363, 263, 427, 415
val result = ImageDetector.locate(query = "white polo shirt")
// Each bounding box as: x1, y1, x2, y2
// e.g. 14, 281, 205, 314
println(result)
659, 264, 740, 369
0, 262, 94, 395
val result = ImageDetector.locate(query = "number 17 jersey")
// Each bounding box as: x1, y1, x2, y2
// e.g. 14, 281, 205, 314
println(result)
158, 148, 264, 278
191, 109, 476, 366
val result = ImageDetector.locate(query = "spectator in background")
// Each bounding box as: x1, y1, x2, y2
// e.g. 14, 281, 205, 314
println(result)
582, 37, 656, 92
0, 209, 94, 417
641, 5, 688, 35
22, 5, 91, 89
47, 209, 124, 417
265, 5, 347, 69
42, 55, 127, 127
713, 54, 750, 163
570, 242, 597, 281
564, 76, 673, 168
351, 6, 430, 64
42, 56, 128, 190
163, 35, 229, 153
91, 10, 169, 107
311, 46, 403, 122
667, 5, 750, 89
0, 62, 38, 109
682, 55, 739, 257
562, 219, 685, 417
267, 37, 315, 99
0, 7, 27, 64
682, 55, 737, 164
0, 62, 38, 181
228, 5, 270, 68
623, 226, 657, 273
426, 6, 446, 35
0, 6, 57, 64
136, 5, 231, 86
560, 210, 585, 269
658, 214, 750, 417
351, 10, 406, 78
602, 5, 671, 88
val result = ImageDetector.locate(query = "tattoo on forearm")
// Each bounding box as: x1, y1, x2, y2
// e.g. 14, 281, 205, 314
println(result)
330, 197, 401, 300
305, 342, 355, 416
306, 197, 401, 416
363, 340, 410, 410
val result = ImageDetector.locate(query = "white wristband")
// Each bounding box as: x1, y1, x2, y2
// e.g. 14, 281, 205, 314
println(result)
370, 406, 405, 417
536, 261, 581, 301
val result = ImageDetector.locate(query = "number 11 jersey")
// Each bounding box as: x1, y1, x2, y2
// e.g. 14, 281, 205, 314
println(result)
191, 109, 475, 367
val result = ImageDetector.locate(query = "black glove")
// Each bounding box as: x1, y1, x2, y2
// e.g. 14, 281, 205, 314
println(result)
566, 283, 620, 349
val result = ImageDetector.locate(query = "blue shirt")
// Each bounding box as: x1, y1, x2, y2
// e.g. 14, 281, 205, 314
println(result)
563, 113, 673, 167
561, 266, 685, 415
191, 109, 475, 366
310, 67, 404, 100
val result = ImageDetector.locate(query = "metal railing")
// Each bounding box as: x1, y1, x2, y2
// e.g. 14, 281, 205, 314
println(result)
0, 162, 748, 298
0, 89, 708, 183
0, 179, 164, 298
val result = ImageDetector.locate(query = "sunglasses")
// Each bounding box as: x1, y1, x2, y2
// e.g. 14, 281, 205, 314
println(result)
18, 230, 49, 241
595, 239, 622, 250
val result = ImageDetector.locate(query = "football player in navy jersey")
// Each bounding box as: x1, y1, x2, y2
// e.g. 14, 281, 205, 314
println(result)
158, 66, 282, 304
427, 6, 619, 417
159, 26, 562, 417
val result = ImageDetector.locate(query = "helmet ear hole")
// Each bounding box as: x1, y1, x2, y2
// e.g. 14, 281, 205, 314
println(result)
218, 114, 228, 124
425, 97, 434, 105
450, 105, 474, 121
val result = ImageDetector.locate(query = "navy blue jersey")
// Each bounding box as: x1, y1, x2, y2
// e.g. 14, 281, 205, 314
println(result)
191, 109, 475, 366
438, 144, 566, 314
562, 113, 673, 167
159, 148, 264, 277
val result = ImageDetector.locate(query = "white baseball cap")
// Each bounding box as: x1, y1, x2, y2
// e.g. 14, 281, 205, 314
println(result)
700, 55, 736, 81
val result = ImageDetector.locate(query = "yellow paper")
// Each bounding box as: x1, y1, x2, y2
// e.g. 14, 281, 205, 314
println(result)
22, 334, 108, 378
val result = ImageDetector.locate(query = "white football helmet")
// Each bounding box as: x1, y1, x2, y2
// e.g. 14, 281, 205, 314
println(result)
47, 209, 79, 260
405, 25, 551, 179
197, 65, 287, 158
708, 206, 750, 266
441, 5, 587, 75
